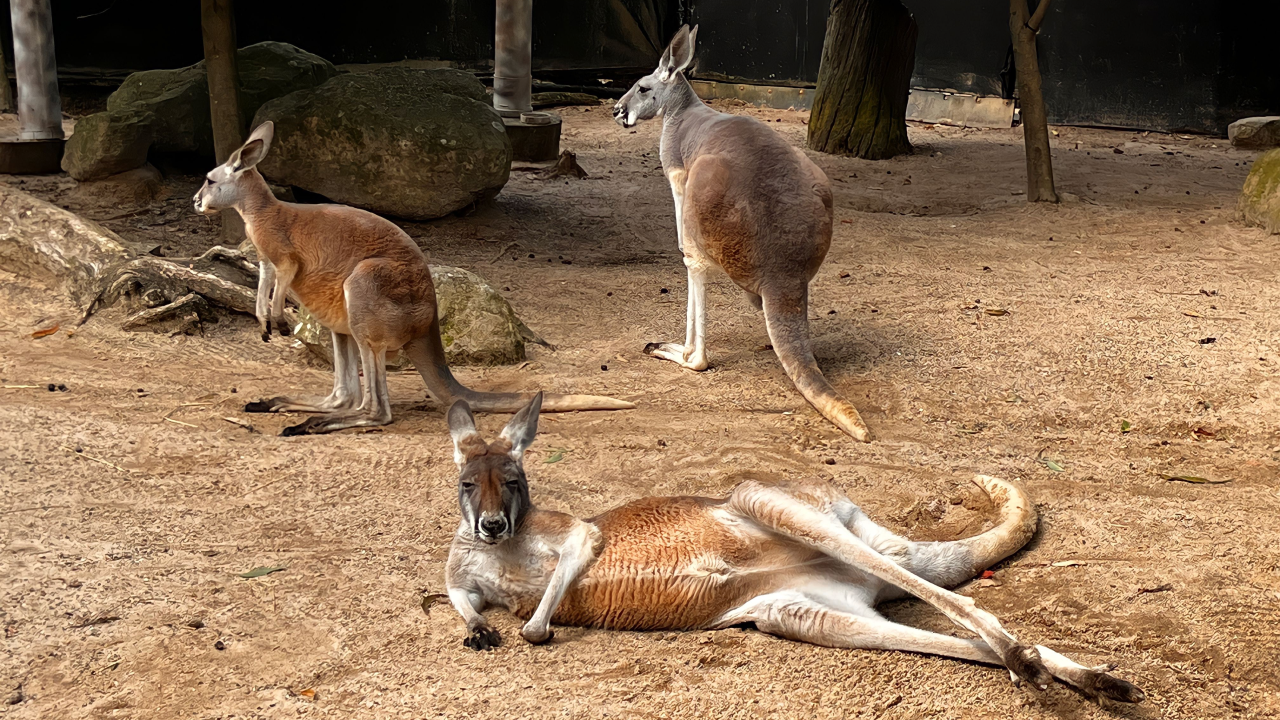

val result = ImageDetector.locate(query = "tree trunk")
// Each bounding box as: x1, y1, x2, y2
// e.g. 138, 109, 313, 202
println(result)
9, 0, 62, 139
0, 34, 15, 113
1009, 0, 1057, 202
808, 0, 917, 160
199, 0, 245, 241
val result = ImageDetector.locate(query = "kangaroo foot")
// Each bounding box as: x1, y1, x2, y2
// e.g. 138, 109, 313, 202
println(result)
643, 342, 709, 371
244, 397, 288, 413
1004, 644, 1053, 691
280, 412, 391, 436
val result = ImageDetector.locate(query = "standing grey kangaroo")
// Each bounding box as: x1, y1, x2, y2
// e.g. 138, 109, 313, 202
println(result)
613, 26, 870, 441
193, 122, 633, 436
443, 393, 1145, 705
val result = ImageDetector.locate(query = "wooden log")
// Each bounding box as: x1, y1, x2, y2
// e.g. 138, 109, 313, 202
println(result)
807, 0, 917, 160
0, 182, 134, 304
1009, 0, 1058, 202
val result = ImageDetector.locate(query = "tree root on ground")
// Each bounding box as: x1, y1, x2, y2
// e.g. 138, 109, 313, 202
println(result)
79, 246, 261, 330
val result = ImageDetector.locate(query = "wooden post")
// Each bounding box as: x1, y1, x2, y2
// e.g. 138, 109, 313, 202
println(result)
200, 0, 245, 240
0, 36, 15, 114
807, 0, 917, 160
1009, 0, 1057, 202
9, 0, 62, 139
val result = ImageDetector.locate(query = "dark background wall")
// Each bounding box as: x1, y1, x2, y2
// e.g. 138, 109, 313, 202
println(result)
691, 0, 1280, 134
19, 0, 1280, 134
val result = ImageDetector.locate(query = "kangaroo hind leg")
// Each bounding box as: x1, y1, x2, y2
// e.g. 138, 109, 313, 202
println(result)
244, 330, 361, 414
727, 479, 1052, 688
280, 261, 401, 435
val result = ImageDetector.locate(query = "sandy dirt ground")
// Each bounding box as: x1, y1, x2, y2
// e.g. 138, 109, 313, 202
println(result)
2, 102, 1279, 720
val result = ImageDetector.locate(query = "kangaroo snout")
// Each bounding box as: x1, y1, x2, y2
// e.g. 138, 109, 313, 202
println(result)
478, 514, 509, 541
612, 102, 632, 128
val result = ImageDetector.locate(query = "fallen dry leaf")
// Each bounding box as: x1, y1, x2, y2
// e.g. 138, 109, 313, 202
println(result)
31, 324, 59, 339
1052, 560, 1084, 567
983, 308, 1009, 316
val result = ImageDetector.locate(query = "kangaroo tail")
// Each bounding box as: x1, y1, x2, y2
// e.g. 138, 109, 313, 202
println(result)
761, 287, 870, 441
402, 320, 634, 413
910, 475, 1039, 588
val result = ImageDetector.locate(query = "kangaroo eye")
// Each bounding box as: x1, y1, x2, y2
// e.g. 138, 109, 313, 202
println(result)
639, 87, 650, 94
505, 480, 521, 489
460, 482, 476, 490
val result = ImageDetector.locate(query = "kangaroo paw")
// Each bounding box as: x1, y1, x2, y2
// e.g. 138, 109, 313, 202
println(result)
463, 625, 502, 651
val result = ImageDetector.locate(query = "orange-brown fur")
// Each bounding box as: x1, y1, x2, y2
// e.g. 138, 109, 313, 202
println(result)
443, 394, 1147, 705
192, 122, 633, 435
615, 26, 868, 440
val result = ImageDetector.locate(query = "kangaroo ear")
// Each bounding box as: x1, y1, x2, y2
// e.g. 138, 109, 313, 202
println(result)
658, 25, 697, 83
230, 121, 274, 172
448, 399, 485, 468
499, 391, 543, 464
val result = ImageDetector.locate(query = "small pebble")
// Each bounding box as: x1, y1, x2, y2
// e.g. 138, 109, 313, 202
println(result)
823, 458, 836, 465
47, 383, 56, 392
606, 292, 613, 297
58, 384, 67, 392
187, 619, 205, 629
660, 288, 669, 294
600, 365, 608, 371
230, 388, 237, 393
214, 640, 226, 651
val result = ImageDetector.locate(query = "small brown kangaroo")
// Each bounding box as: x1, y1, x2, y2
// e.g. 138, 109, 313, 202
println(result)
193, 122, 633, 435
443, 393, 1145, 705
613, 26, 871, 441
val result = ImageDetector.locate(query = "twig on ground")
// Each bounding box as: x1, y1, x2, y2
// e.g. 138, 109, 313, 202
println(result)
61, 445, 130, 474
0, 505, 71, 516
222, 416, 259, 433
164, 417, 198, 428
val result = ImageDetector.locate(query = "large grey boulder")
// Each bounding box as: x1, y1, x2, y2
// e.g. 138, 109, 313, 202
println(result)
295, 265, 528, 367
64, 42, 337, 179
253, 68, 511, 220
62, 108, 154, 181
1228, 117, 1280, 149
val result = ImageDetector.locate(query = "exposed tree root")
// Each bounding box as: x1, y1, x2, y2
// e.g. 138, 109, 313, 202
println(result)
80, 246, 261, 329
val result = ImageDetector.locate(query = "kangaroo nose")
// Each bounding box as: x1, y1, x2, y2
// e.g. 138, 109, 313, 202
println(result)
479, 516, 507, 536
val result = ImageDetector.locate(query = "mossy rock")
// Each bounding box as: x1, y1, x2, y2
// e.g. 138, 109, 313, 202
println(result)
294, 265, 527, 368
1240, 148, 1280, 234
252, 68, 511, 220
61, 108, 154, 181
107, 41, 338, 157
64, 42, 337, 179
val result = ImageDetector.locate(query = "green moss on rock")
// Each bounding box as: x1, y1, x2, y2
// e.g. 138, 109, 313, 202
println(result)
1240, 148, 1280, 234
252, 68, 511, 220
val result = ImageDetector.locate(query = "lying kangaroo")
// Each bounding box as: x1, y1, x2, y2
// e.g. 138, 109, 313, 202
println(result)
193, 122, 633, 435
613, 26, 870, 441
444, 393, 1145, 704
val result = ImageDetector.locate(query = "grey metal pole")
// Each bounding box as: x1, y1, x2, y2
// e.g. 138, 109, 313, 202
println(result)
493, 0, 532, 117
10, 0, 62, 140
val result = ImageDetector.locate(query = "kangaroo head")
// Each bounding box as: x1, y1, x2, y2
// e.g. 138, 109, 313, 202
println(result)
447, 392, 542, 545
613, 24, 698, 128
193, 121, 274, 215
